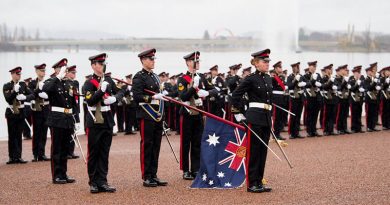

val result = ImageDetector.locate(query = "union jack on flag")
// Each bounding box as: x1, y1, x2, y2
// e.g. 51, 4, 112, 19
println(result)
191, 117, 247, 188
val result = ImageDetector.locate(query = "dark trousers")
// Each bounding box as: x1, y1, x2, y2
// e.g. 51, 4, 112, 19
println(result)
180, 114, 203, 173
50, 127, 72, 180
175, 104, 181, 132
323, 103, 337, 133
246, 123, 270, 187
288, 98, 303, 137
32, 111, 48, 157
350, 101, 363, 132
272, 103, 286, 136
168, 104, 176, 130
209, 100, 224, 118
382, 99, 390, 128
336, 99, 349, 132
366, 102, 379, 130
306, 98, 321, 135
125, 105, 136, 133
83, 102, 88, 133
140, 119, 163, 180
87, 127, 113, 186
116, 105, 124, 132
6, 115, 24, 159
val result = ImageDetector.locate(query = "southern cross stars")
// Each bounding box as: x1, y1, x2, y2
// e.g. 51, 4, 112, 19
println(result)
206, 133, 220, 146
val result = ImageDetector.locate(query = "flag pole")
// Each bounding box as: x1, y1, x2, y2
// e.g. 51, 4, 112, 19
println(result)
112, 77, 245, 131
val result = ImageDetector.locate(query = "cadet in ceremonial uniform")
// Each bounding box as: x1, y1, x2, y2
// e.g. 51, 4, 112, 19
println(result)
334, 65, 351, 134
123, 74, 137, 135
42, 58, 76, 184
271, 61, 287, 140
207, 65, 225, 117
379, 67, 390, 129
231, 49, 273, 193
132, 48, 168, 187
3, 67, 34, 164
83, 53, 121, 193
287, 62, 306, 139
364, 66, 381, 132
348, 66, 365, 133
303, 61, 323, 137
29, 63, 50, 162
177, 51, 218, 180
226, 64, 242, 121
115, 80, 125, 133
321, 64, 338, 136
64, 65, 80, 159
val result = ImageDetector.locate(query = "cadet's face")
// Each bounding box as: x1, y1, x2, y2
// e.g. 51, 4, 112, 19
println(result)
255, 59, 269, 73
54, 67, 61, 75
67, 71, 76, 79
293, 66, 300, 74
275, 67, 282, 74
211, 70, 218, 76
36, 69, 46, 78
187, 60, 199, 73
92, 62, 104, 75
142, 57, 155, 70
309, 65, 316, 73
12, 72, 21, 81
353, 72, 360, 79
385, 70, 390, 77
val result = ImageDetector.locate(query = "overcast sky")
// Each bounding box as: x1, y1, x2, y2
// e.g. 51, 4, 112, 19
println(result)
0, 0, 388, 38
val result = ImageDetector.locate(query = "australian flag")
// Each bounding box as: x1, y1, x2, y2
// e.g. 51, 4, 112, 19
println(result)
191, 117, 247, 189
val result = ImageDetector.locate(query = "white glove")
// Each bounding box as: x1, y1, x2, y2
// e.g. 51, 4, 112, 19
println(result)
344, 76, 349, 81
357, 80, 361, 85
315, 81, 322, 87
152, 93, 167, 101
234, 113, 246, 123
197, 89, 209, 98
103, 96, 117, 105
38, 92, 49, 99
193, 75, 200, 89
100, 81, 109, 92
312, 74, 318, 80
330, 77, 335, 82
295, 74, 301, 81
162, 90, 169, 95
375, 73, 380, 78
14, 84, 20, 92
359, 87, 365, 92
16, 94, 26, 101
375, 85, 381, 91
57, 66, 66, 79
38, 82, 44, 90
386, 78, 390, 84
298, 82, 306, 87
127, 85, 132, 91
332, 85, 338, 90
374, 78, 379, 83
347, 84, 351, 89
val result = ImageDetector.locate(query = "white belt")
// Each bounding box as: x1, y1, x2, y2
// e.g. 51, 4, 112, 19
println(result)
184, 98, 203, 106
8, 104, 25, 109
24, 102, 31, 106
51, 106, 73, 114
289, 90, 304, 94
248, 102, 272, 111
31, 100, 50, 106
272, 90, 285, 95
139, 99, 160, 105
88, 106, 111, 112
